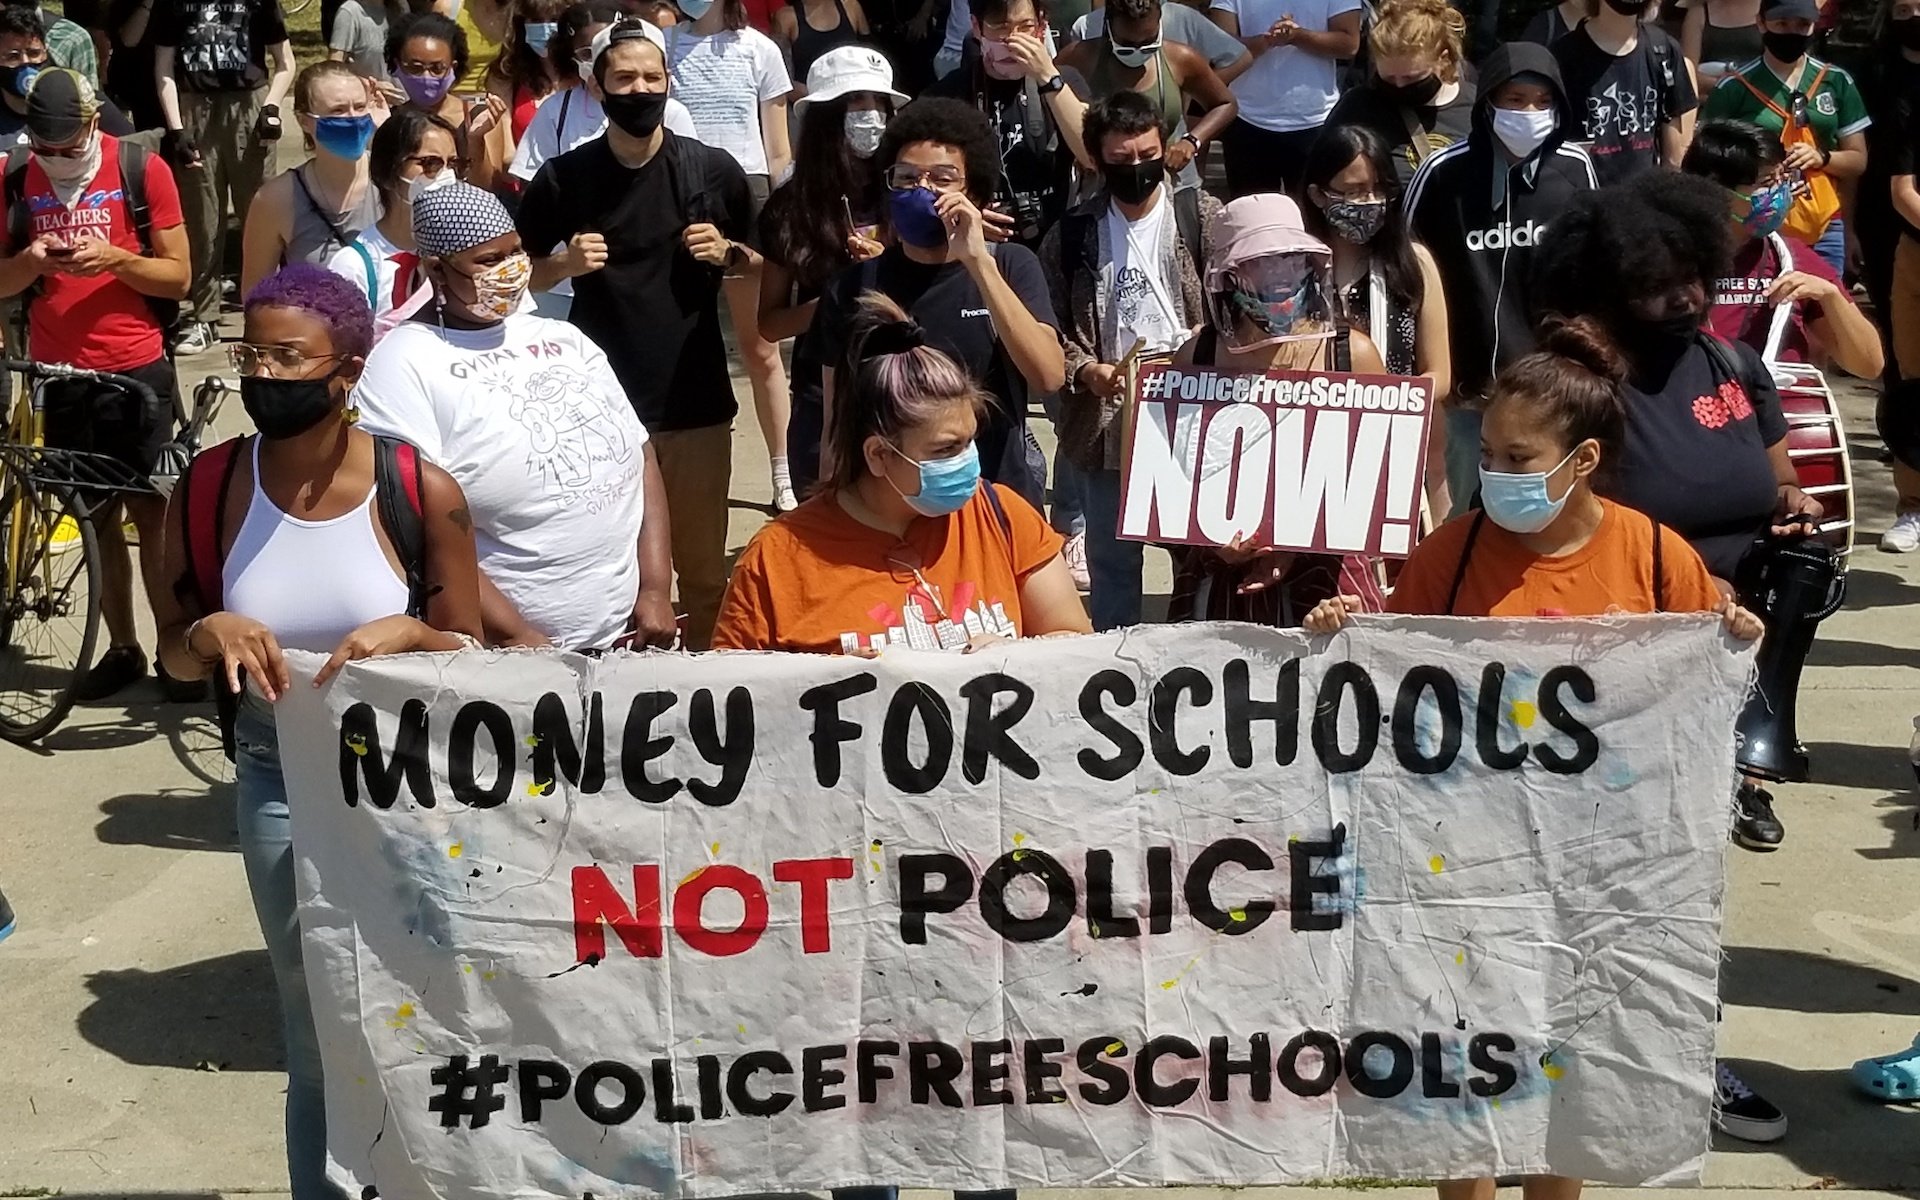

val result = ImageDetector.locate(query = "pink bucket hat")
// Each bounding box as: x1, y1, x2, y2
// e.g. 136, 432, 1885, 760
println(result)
1206, 193, 1331, 290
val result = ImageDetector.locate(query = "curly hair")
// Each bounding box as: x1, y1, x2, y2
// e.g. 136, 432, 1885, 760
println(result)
1370, 0, 1465, 82
387, 11, 470, 79
245, 264, 376, 364
874, 96, 1001, 206
1530, 169, 1734, 326
1106, 0, 1161, 23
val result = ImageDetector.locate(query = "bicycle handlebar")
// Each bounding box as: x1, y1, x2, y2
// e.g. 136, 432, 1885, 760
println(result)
3, 359, 163, 415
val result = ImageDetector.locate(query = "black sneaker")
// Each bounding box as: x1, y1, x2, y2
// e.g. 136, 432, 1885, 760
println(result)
154, 656, 207, 704
1733, 782, 1784, 851
0, 885, 13, 942
1714, 1061, 1788, 1142
75, 645, 147, 702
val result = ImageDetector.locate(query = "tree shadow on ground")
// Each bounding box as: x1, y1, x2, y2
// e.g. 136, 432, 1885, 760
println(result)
77, 949, 281, 1073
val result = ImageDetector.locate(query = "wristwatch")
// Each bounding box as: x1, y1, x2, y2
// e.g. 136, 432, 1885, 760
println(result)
1818, 145, 1833, 168
1181, 132, 1201, 150
1038, 74, 1065, 95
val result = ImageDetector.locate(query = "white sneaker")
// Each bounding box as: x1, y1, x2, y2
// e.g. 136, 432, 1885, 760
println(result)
774, 484, 799, 513
171, 322, 214, 356
1063, 531, 1090, 593
1880, 510, 1920, 553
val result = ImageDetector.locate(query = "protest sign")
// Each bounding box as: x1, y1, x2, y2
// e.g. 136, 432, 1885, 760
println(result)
1119, 363, 1435, 556
277, 620, 1750, 1200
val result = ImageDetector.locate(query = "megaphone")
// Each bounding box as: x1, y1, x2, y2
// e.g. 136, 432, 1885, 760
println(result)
1734, 531, 1846, 783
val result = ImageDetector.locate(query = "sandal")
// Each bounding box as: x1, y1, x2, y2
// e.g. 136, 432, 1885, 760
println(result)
1851, 1034, 1920, 1102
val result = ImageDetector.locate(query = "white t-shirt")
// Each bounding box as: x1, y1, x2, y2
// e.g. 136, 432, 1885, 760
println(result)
666, 25, 791, 177
324, 223, 414, 319
508, 86, 698, 183
1210, 0, 1361, 131
942, 0, 972, 58
1104, 189, 1183, 359
353, 316, 650, 650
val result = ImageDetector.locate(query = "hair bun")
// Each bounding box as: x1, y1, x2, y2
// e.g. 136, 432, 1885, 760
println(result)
1376, 0, 1465, 32
1536, 313, 1629, 385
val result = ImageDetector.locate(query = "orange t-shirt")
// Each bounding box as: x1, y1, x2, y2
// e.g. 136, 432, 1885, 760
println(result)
711, 484, 1067, 654
1387, 500, 1723, 618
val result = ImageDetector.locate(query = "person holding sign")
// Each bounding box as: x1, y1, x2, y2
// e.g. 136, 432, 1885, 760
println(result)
152, 264, 486, 1200
1040, 89, 1221, 630
1162, 191, 1390, 625
711, 294, 1091, 654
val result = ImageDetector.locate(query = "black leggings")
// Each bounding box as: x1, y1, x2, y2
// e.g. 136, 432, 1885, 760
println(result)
1220, 118, 1323, 198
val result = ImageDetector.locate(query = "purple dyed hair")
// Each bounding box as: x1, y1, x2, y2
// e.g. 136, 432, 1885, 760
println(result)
244, 263, 375, 362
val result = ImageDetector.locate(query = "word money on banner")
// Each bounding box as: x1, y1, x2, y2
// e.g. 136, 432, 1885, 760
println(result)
1120, 363, 1435, 556
275, 620, 1751, 1200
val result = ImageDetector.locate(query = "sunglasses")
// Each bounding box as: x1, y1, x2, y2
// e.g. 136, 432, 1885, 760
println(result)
407, 153, 468, 174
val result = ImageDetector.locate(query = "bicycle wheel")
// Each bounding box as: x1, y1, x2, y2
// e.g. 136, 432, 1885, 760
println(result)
0, 474, 102, 742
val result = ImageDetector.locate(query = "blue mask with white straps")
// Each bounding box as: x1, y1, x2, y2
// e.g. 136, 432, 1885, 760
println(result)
1478, 447, 1578, 534
889, 441, 981, 517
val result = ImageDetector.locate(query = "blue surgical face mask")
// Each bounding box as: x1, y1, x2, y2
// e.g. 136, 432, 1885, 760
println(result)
311, 113, 376, 161
888, 185, 948, 249
1739, 180, 1792, 239
523, 20, 558, 54
888, 441, 981, 517
677, 0, 714, 17
1477, 446, 1579, 534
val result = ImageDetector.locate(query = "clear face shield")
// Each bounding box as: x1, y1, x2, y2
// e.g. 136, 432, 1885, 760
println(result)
1209, 252, 1335, 352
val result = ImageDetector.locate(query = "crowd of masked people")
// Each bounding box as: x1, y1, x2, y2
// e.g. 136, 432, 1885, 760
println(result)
2, 0, 1918, 1190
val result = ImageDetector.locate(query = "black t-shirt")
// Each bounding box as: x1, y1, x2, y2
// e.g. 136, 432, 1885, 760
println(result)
1520, 5, 1572, 45
811, 243, 1057, 503
1325, 79, 1477, 192
153, 0, 290, 92
516, 133, 752, 433
1604, 336, 1787, 579
1551, 24, 1696, 187
1876, 63, 1920, 241
925, 60, 1085, 251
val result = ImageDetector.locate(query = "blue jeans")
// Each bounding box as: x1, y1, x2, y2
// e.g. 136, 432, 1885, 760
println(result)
1039, 391, 1085, 538
1082, 468, 1142, 629
1443, 406, 1483, 518
1811, 217, 1847, 279
235, 699, 337, 1200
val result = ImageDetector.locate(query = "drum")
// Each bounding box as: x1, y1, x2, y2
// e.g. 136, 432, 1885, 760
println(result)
1773, 362, 1856, 568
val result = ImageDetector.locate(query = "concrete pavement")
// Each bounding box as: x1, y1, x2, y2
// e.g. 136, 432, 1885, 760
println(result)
0, 352, 1914, 1198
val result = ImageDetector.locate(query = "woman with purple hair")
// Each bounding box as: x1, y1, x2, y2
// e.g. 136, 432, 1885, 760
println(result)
152, 263, 486, 1200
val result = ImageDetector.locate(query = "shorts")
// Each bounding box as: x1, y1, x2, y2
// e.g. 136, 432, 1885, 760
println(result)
41, 356, 177, 482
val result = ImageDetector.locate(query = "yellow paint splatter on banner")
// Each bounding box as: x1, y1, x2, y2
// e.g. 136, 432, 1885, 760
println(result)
1511, 700, 1538, 729
448, 843, 463, 859
1429, 854, 1446, 873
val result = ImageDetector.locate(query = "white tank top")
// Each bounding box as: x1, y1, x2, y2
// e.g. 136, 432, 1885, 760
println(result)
222, 440, 413, 653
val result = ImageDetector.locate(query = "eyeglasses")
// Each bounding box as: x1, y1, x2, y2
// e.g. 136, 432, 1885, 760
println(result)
399, 59, 454, 77
407, 153, 467, 174
979, 17, 1039, 37
0, 47, 47, 67
1320, 186, 1386, 205
227, 343, 341, 377
885, 163, 965, 190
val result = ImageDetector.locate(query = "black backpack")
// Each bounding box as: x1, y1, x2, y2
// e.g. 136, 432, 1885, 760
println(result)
4, 138, 182, 338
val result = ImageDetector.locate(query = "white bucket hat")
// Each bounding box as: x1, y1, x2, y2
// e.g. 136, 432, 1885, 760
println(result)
796, 45, 909, 108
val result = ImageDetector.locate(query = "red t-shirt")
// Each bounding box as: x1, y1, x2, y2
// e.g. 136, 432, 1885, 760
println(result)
9, 135, 184, 372
1706, 232, 1845, 366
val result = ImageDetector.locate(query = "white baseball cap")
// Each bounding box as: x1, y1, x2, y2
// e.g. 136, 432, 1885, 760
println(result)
796, 45, 909, 109
590, 16, 668, 70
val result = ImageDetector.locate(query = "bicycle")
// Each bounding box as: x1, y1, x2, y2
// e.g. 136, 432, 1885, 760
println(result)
0, 362, 224, 744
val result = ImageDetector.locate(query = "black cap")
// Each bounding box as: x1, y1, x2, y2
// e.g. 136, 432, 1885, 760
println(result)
24, 67, 98, 147
1759, 0, 1819, 22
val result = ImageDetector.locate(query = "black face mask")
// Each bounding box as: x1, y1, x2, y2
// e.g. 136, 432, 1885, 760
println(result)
1762, 30, 1812, 63
1101, 156, 1165, 205
1894, 15, 1920, 51
240, 374, 340, 440
1602, 0, 1652, 15
1625, 310, 1703, 365
602, 89, 668, 137
1375, 72, 1442, 107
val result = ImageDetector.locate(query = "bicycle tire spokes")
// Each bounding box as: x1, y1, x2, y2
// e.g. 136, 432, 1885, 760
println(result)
0, 480, 102, 742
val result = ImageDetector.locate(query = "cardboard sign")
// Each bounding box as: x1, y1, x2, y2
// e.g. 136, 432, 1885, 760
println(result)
277, 621, 1751, 1200
1119, 363, 1435, 557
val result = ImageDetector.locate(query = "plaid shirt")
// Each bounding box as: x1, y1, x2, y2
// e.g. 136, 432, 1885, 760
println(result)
45, 17, 99, 89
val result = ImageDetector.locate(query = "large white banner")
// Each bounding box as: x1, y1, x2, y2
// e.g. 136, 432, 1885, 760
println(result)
277, 620, 1752, 1200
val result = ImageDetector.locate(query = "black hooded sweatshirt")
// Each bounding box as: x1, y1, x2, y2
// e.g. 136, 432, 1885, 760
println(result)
1404, 42, 1598, 405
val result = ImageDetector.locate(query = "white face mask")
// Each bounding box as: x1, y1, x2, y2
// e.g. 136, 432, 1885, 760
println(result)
844, 109, 885, 158
408, 169, 456, 203
1490, 106, 1556, 159
36, 130, 100, 186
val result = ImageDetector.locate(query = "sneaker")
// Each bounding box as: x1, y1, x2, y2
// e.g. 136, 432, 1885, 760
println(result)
155, 656, 207, 704
774, 483, 799, 513
1714, 1061, 1788, 1143
1063, 531, 1090, 593
0, 885, 13, 942
1733, 782, 1784, 851
171, 322, 214, 356
1881, 510, 1920, 553
75, 644, 147, 702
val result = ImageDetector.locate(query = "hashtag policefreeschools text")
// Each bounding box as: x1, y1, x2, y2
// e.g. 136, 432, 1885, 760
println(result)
1137, 368, 1430, 413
